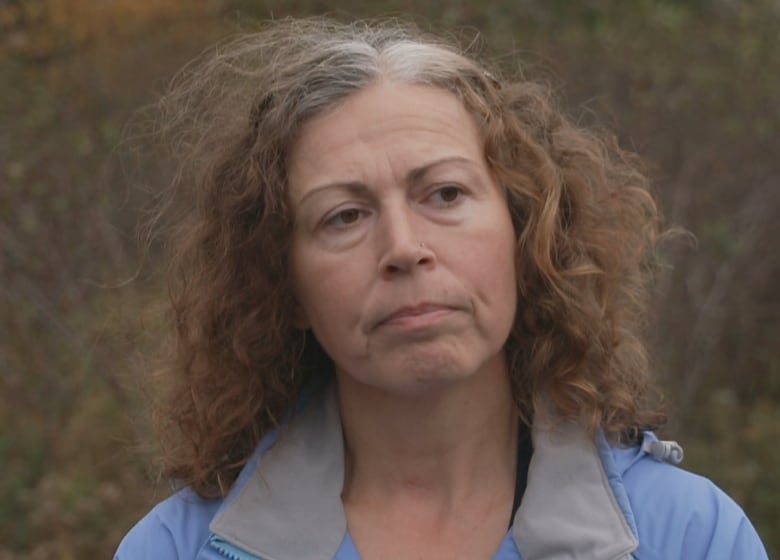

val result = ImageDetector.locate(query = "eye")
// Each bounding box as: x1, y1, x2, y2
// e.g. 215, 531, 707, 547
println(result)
323, 207, 367, 228
335, 208, 360, 224
429, 185, 465, 206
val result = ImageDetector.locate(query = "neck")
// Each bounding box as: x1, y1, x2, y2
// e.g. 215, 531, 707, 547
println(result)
337, 354, 518, 509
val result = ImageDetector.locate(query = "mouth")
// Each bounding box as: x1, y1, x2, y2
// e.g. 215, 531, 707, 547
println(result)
375, 303, 457, 330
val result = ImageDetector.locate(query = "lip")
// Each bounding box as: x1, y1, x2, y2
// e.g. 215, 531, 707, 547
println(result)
375, 303, 457, 330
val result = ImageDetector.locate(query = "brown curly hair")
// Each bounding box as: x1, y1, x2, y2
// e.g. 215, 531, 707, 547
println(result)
143, 17, 665, 498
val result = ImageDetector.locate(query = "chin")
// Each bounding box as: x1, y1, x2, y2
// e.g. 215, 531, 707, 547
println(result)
336, 342, 506, 399
378, 350, 481, 396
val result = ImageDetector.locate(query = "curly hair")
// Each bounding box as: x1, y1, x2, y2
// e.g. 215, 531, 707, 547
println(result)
143, 17, 665, 498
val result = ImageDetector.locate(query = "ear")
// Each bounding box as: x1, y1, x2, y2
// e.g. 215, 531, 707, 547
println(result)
291, 297, 310, 330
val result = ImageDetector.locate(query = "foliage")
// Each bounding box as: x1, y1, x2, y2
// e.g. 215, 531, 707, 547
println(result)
1, 0, 777, 557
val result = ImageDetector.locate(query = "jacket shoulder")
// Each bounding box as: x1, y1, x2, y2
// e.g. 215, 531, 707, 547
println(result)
114, 487, 222, 560
617, 448, 768, 560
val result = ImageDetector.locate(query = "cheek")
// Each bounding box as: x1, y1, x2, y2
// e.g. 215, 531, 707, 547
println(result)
291, 253, 363, 331
473, 217, 518, 323
485, 251, 517, 313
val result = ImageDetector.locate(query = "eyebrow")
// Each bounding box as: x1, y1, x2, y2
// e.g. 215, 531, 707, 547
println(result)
294, 156, 475, 207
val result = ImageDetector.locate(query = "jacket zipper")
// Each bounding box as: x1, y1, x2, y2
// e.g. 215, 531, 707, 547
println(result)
209, 535, 265, 560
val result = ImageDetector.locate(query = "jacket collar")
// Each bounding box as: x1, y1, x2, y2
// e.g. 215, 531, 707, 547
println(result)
210, 384, 638, 560
210, 383, 346, 560
513, 415, 638, 559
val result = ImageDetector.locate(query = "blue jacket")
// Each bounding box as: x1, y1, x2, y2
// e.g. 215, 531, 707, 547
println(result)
115, 385, 768, 560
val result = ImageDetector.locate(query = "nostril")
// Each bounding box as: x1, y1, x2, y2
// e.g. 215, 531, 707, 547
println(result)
416, 253, 433, 265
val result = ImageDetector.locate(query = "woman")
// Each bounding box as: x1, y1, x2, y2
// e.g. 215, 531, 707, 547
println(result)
116, 18, 768, 560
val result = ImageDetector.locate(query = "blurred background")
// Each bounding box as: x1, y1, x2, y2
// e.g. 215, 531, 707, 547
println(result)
1, 0, 778, 557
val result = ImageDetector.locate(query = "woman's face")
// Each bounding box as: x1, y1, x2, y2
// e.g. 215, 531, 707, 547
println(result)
287, 81, 517, 397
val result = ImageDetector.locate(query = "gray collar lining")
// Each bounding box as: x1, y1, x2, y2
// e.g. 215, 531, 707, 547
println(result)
513, 414, 638, 559
210, 384, 346, 560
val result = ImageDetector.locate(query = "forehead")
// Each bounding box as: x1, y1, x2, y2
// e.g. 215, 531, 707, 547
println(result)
286, 81, 485, 201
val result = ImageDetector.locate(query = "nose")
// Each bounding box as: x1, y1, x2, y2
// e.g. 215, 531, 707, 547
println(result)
377, 206, 435, 277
